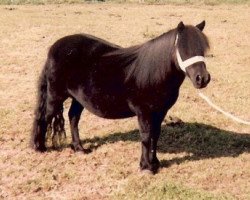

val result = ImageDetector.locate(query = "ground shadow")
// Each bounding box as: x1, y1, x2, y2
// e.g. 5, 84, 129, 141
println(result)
81, 122, 250, 168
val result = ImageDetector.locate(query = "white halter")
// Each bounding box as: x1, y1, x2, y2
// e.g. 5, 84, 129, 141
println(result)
175, 35, 205, 73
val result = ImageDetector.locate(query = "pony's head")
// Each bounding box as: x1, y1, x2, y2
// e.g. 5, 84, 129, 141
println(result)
175, 21, 210, 89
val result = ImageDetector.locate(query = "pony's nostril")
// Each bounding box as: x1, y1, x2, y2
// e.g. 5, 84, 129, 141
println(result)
196, 75, 202, 83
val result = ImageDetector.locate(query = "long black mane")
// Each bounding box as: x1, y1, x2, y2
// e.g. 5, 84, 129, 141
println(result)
126, 29, 177, 87
101, 26, 209, 88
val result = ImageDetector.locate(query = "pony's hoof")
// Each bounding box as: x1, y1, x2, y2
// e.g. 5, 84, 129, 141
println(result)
139, 168, 154, 175
140, 161, 160, 174
71, 144, 91, 154
34, 145, 47, 153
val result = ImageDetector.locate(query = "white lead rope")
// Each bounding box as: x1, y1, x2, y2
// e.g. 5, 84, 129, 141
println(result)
198, 92, 250, 125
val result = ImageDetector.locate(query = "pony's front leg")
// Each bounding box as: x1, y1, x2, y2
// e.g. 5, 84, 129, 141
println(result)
68, 99, 85, 152
138, 112, 165, 173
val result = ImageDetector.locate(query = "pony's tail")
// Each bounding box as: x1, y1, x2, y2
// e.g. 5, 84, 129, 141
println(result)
31, 63, 48, 152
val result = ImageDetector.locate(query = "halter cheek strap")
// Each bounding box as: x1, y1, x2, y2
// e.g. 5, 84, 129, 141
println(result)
175, 35, 205, 73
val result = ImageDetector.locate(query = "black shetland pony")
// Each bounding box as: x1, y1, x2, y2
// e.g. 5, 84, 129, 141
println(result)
32, 21, 210, 173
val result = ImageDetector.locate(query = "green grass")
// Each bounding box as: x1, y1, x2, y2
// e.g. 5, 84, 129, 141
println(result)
113, 177, 233, 200
0, 0, 249, 5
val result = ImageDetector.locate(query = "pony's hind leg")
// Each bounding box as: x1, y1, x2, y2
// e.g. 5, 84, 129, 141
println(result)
45, 96, 66, 149
51, 105, 66, 148
68, 98, 87, 152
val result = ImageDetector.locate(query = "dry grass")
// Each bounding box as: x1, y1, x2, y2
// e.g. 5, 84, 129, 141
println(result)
0, 3, 249, 200
0, 0, 249, 5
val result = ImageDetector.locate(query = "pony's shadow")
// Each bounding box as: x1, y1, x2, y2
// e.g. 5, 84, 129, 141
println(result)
82, 122, 250, 168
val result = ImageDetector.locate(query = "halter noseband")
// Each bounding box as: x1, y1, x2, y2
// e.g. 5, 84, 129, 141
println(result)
175, 34, 205, 73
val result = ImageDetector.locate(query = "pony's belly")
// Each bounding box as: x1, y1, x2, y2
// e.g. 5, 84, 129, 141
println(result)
83, 102, 135, 119
69, 89, 135, 119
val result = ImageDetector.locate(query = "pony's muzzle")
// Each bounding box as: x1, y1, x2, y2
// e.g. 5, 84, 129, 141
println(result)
196, 73, 210, 88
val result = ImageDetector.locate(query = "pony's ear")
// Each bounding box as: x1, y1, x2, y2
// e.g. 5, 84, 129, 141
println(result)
177, 21, 185, 32
196, 20, 206, 31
